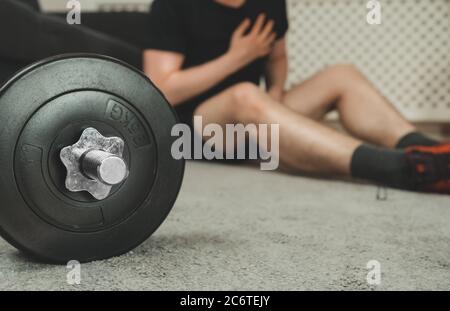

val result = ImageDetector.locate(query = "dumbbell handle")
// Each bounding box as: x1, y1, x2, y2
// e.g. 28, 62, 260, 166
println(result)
81, 150, 129, 186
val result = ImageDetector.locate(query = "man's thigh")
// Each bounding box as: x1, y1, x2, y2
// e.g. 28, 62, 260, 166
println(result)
193, 86, 239, 129
282, 66, 345, 119
193, 82, 277, 125
193, 82, 272, 153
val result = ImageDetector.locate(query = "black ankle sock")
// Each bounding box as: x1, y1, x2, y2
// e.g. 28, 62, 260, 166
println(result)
396, 131, 439, 149
351, 144, 414, 189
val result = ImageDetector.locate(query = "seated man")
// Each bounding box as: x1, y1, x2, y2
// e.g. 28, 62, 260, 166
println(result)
143, 0, 450, 193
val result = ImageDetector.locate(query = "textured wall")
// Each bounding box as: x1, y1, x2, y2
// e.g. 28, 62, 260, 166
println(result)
287, 0, 450, 121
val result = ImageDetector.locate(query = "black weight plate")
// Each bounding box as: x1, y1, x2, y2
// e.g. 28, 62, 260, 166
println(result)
0, 54, 184, 263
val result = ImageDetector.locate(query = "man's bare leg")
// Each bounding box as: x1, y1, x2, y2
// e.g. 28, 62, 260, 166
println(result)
193, 81, 450, 194
194, 82, 361, 175
282, 64, 416, 148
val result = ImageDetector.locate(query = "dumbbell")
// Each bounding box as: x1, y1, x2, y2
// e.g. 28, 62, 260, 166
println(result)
0, 54, 184, 263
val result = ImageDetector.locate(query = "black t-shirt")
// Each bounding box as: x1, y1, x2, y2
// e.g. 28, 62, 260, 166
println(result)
145, 0, 289, 123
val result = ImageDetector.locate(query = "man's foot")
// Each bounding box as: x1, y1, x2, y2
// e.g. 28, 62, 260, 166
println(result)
405, 143, 450, 194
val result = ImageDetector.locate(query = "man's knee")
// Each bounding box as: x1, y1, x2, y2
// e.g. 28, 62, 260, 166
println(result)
230, 82, 268, 122
321, 64, 370, 96
326, 64, 365, 84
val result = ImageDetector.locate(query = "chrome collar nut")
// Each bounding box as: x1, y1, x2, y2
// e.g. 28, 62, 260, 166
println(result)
60, 127, 129, 200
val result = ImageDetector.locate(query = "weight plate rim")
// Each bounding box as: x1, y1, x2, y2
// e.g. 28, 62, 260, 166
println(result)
0, 53, 182, 124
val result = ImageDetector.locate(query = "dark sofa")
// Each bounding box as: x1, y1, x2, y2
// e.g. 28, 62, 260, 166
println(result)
0, 0, 149, 85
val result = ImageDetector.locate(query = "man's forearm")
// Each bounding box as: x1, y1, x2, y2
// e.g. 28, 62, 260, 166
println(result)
266, 55, 288, 93
159, 52, 247, 105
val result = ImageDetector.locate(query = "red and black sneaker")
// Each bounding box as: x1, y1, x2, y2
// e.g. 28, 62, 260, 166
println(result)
405, 143, 450, 194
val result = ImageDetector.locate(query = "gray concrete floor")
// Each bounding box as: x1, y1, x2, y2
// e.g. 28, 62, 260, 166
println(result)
1, 161, 450, 290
